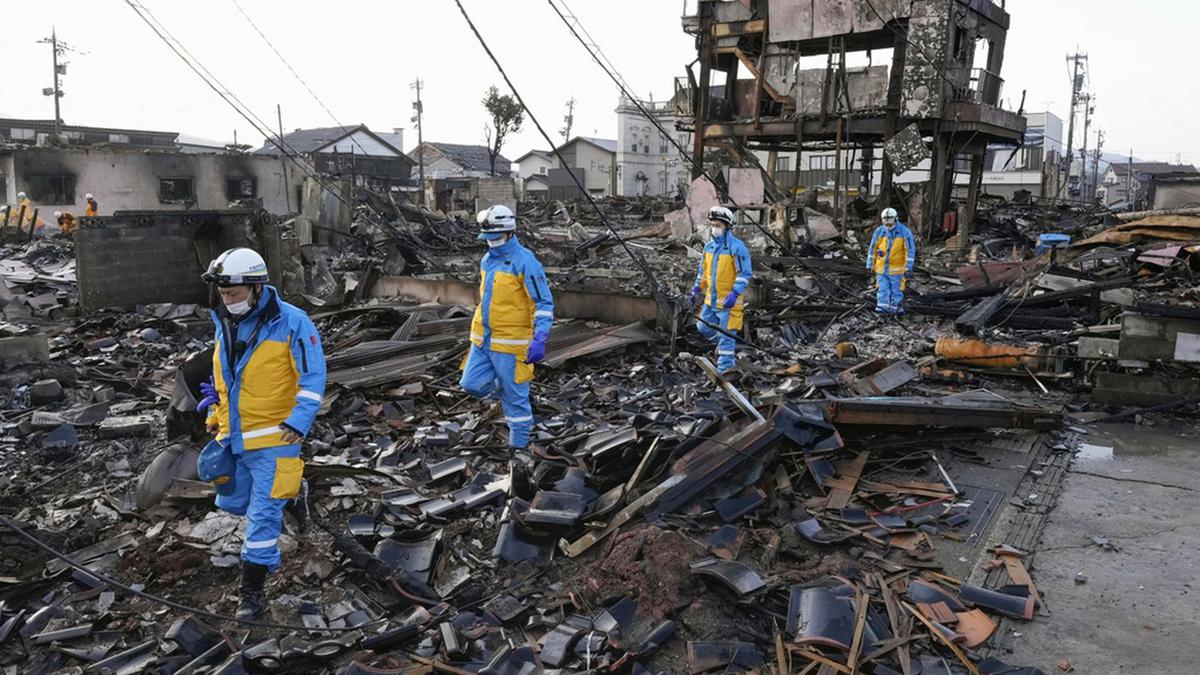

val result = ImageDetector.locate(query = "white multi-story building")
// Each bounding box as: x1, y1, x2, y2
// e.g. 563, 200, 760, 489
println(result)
615, 95, 692, 197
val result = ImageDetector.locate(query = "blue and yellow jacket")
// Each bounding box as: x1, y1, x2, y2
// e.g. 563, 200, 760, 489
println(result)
470, 236, 554, 359
207, 285, 326, 454
694, 231, 753, 330
867, 222, 916, 276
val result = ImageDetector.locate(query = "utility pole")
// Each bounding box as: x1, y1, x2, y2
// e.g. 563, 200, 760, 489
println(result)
1126, 150, 1134, 209
1060, 51, 1087, 199
38, 28, 70, 136
277, 104, 291, 211
1079, 93, 1094, 200
560, 96, 576, 141
1091, 129, 1104, 204
410, 78, 426, 205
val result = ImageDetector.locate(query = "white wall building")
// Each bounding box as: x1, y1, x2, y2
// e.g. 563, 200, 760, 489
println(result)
615, 96, 691, 197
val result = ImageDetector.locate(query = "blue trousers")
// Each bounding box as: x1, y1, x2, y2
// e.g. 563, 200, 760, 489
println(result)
696, 304, 738, 372
875, 273, 906, 313
214, 444, 302, 571
460, 345, 533, 448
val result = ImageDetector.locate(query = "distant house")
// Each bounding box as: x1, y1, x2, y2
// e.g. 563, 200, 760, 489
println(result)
410, 142, 510, 179
255, 124, 415, 192
1101, 162, 1200, 209
549, 137, 617, 199
514, 149, 554, 199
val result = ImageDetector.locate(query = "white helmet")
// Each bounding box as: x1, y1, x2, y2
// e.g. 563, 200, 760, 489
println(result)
202, 248, 269, 285
54, 211, 62, 218
881, 207, 898, 222
17, 191, 26, 200
708, 205, 735, 227
476, 204, 516, 240
85, 193, 94, 200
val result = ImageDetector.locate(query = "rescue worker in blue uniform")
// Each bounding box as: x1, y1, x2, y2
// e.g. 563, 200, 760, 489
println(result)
690, 206, 753, 373
196, 247, 326, 620
867, 207, 916, 314
460, 205, 554, 450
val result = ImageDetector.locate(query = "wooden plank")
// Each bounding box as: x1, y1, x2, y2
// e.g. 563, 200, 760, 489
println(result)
901, 602, 981, 675
847, 589, 869, 674
560, 475, 682, 557
712, 18, 766, 37
825, 451, 868, 510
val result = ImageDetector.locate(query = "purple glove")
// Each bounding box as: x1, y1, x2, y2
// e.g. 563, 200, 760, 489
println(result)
689, 285, 702, 305
196, 376, 218, 413
525, 331, 549, 364
722, 292, 739, 309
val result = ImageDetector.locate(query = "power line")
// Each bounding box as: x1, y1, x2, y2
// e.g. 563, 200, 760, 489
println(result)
123, 1, 318, 178
448, 0, 667, 304
227, 0, 375, 160
545, 0, 859, 295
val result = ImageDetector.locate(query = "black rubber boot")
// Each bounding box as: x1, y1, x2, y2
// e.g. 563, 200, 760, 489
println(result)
236, 562, 269, 621
284, 478, 309, 534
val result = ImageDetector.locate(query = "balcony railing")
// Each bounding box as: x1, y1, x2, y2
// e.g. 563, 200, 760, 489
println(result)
947, 67, 1004, 106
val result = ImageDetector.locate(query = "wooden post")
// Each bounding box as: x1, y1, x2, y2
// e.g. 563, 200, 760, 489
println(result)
691, 3, 712, 181
28, 208, 39, 241
962, 153, 985, 250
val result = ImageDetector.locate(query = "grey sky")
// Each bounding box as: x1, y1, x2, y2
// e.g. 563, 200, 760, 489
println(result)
2, 1, 1194, 166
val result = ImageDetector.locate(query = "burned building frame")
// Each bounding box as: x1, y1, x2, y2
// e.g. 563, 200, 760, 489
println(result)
681, 0, 1025, 239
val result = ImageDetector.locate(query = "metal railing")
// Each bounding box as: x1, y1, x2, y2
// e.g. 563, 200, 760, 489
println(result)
947, 67, 1004, 106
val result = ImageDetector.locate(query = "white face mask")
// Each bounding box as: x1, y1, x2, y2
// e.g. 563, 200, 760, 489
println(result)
884, 220, 896, 228
486, 236, 508, 249
225, 299, 252, 316
711, 226, 726, 239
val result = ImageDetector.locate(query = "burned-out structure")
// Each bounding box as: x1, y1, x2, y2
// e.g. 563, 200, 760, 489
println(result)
681, 0, 1026, 239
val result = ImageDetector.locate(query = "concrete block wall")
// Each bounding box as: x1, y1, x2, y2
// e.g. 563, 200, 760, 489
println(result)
75, 210, 281, 313
475, 177, 516, 215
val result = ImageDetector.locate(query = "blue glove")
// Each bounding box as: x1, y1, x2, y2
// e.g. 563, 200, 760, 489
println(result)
196, 376, 218, 413
904, 270, 913, 281
525, 331, 549, 364
722, 292, 739, 309
689, 284, 702, 305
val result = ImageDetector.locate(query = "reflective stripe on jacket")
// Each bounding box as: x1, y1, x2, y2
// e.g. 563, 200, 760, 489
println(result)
469, 237, 554, 357
207, 285, 326, 453
867, 222, 916, 275
694, 231, 752, 331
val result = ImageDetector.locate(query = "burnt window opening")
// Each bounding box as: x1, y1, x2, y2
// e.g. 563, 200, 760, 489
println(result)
29, 174, 76, 203
226, 177, 257, 200
159, 177, 195, 203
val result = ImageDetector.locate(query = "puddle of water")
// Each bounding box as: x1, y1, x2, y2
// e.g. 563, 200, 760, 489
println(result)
1078, 423, 1200, 462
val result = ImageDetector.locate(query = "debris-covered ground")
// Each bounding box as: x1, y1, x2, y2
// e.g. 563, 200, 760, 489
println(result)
2, 193, 1199, 674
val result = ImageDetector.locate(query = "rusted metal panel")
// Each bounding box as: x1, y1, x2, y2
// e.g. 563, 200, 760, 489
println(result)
818, 396, 1061, 430
767, 0, 813, 42
813, 0, 853, 38
713, 0, 755, 22
853, 0, 912, 29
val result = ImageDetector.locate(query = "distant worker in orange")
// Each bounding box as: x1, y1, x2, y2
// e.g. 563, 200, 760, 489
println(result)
85, 193, 99, 216
54, 211, 78, 236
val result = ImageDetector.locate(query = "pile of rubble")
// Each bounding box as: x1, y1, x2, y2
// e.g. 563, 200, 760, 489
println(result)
1, 192, 1198, 674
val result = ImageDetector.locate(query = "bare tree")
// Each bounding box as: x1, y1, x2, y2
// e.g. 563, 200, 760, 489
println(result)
482, 86, 524, 176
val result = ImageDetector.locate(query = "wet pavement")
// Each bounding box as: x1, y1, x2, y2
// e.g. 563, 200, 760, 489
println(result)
1007, 420, 1200, 673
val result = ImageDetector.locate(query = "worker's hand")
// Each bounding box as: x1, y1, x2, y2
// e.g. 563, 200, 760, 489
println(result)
904, 271, 914, 282
689, 285, 702, 305
525, 331, 549, 365
196, 376, 218, 412
280, 425, 303, 445
722, 292, 739, 309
